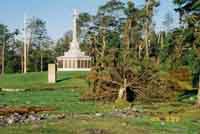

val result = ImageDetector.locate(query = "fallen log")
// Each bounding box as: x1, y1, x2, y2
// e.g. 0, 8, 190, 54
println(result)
0, 106, 55, 115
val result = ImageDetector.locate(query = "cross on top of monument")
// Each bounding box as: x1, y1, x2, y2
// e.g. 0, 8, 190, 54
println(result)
63, 8, 83, 56
73, 9, 79, 17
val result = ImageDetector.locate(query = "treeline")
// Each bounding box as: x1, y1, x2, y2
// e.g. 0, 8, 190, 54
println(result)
77, 0, 199, 73
76, 0, 199, 104
0, 18, 71, 73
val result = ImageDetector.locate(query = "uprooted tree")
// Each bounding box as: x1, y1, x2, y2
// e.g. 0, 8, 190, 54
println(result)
79, 0, 179, 102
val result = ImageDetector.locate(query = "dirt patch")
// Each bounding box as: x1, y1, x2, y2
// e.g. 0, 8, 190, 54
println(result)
0, 106, 55, 115
0, 107, 68, 127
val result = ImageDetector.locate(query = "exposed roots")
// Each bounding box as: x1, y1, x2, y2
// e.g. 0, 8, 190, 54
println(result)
81, 68, 178, 102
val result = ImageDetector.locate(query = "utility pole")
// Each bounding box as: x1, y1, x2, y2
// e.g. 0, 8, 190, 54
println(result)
1, 28, 5, 75
23, 14, 27, 73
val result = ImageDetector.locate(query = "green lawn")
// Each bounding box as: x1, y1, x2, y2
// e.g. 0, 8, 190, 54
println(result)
0, 72, 112, 113
0, 72, 89, 93
0, 72, 200, 134
0, 90, 111, 113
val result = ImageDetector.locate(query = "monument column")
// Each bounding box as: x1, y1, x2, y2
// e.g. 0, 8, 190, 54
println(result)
69, 59, 71, 68
86, 60, 88, 68
75, 58, 78, 69
67, 60, 69, 68
73, 10, 78, 43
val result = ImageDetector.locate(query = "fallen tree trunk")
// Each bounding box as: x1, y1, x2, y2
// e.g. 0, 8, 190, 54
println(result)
0, 106, 55, 115
118, 79, 127, 100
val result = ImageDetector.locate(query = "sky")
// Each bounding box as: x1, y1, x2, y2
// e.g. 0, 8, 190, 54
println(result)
0, 0, 179, 40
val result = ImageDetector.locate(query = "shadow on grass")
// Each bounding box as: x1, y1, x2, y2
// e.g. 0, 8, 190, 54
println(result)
177, 90, 198, 101
56, 77, 72, 83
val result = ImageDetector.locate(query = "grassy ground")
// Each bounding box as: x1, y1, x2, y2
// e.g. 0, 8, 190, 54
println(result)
0, 90, 112, 113
0, 72, 88, 93
0, 72, 200, 134
0, 100, 199, 134
2, 115, 199, 134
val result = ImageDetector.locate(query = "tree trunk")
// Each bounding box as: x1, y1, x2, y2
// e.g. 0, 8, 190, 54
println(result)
99, 35, 106, 69
40, 54, 43, 72
161, 32, 164, 49
1, 40, 5, 75
26, 37, 31, 72
145, 0, 150, 59
197, 88, 200, 107
24, 42, 27, 73
1, 31, 5, 75
138, 44, 142, 59
118, 79, 127, 100
21, 48, 24, 73
145, 22, 149, 59
23, 16, 27, 74
156, 56, 160, 65
197, 75, 200, 107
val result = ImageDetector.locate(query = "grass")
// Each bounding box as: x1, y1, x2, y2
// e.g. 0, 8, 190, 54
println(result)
0, 71, 112, 113
0, 72, 200, 134
0, 92, 199, 134
0, 90, 110, 113
0, 72, 89, 93
0, 109, 199, 134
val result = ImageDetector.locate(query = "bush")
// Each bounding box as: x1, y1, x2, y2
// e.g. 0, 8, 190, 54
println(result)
114, 98, 130, 109
169, 66, 192, 81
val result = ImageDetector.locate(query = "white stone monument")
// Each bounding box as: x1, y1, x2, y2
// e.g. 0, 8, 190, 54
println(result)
57, 9, 91, 71
48, 64, 57, 83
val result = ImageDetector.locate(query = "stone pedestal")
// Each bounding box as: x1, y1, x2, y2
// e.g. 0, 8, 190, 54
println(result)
48, 64, 57, 84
